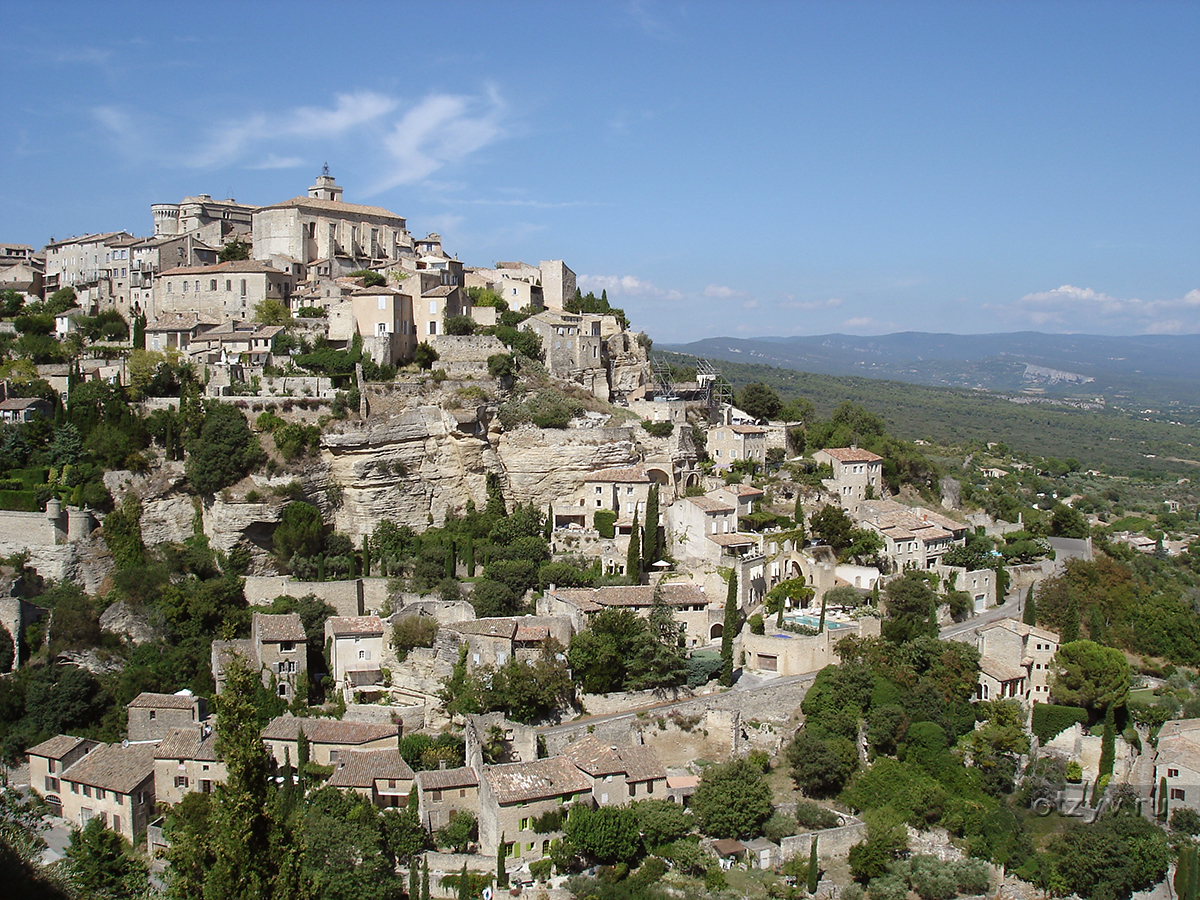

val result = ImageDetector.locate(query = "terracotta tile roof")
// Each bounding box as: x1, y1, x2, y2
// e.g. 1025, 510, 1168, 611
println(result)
723, 484, 764, 497
452, 618, 518, 639
418, 766, 480, 791
27, 734, 94, 760
326, 616, 386, 636
483, 757, 592, 805
261, 716, 397, 746
515, 624, 549, 642
687, 496, 736, 513
819, 447, 883, 463
257, 195, 406, 220
155, 725, 218, 762
980, 658, 1025, 683
727, 425, 766, 435
128, 692, 197, 710
666, 775, 700, 790
0, 397, 49, 411
552, 583, 706, 609
708, 533, 758, 547
63, 743, 156, 794
423, 284, 456, 297
254, 612, 306, 643
145, 313, 221, 332
584, 465, 650, 484
977, 618, 1060, 643
328, 748, 414, 788
562, 736, 626, 776
160, 260, 291, 277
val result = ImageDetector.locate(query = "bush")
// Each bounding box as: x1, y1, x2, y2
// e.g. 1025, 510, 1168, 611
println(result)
443, 315, 476, 336
908, 856, 959, 900
748, 613, 765, 635
594, 510, 617, 539
498, 388, 583, 430
687, 651, 723, 688
487, 353, 516, 380
1172, 807, 1200, 835
413, 342, 439, 370
641, 420, 674, 437
392, 616, 438, 662
953, 858, 992, 895
349, 269, 386, 287
795, 801, 840, 831
870, 873, 909, 900
1031, 704, 1088, 744
842, 884, 865, 900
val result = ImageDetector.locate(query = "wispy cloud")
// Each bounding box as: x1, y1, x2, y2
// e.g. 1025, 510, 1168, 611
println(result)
841, 316, 898, 333
989, 284, 1200, 333
91, 87, 507, 189
780, 297, 844, 311
703, 284, 744, 299
578, 273, 684, 301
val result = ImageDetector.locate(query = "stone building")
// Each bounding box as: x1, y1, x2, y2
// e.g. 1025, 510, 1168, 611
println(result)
153, 723, 225, 805
1154, 719, 1200, 817
325, 615, 386, 691
211, 612, 307, 702
327, 747, 414, 809
26, 734, 98, 816
251, 169, 413, 274
415, 766, 480, 831
152, 193, 257, 246
52, 741, 157, 843
126, 691, 207, 742
539, 583, 715, 648
42, 231, 134, 300
151, 260, 295, 322
976, 617, 1060, 706
708, 424, 768, 470
326, 286, 416, 366
559, 736, 666, 805
857, 499, 966, 572
813, 447, 884, 514
260, 716, 399, 767
478, 756, 593, 863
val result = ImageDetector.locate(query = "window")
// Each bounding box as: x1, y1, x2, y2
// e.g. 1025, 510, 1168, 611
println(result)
194, 280, 200, 292
278, 684, 287, 696
428, 322, 437, 335
48, 760, 56, 774
175, 776, 189, 788
241, 279, 247, 296
358, 650, 367, 660
112, 815, 120, 833
647, 780, 654, 794
520, 817, 531, 830
429, 300, 438, 314
226, 279, 232, 291
210, 279, 217, 290
182, 281, 189, 292
431, 789, 442, 801
70, 782, 78, 794
628, 784, 636, 798
1172, 788, 1187, 801
1170, 768, 1181, 778
329, 751, 339, 763
45, 776, 58, 792
149, 710, 156, 720
287, 661, 296, 673
281, 641, 295, 652
83, 785, 92, 798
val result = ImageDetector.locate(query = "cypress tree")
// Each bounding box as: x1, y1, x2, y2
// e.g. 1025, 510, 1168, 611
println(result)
644, 485, 661, 565
445, 539, 456, 579
720, 571, 738, 686
794, 493, 803, 529
362, 536, 371, 577
817, 591, 827, 634
807, 835, 819, 894
1099, 706, 1116, 777
1159, 775, 1169, 820
409, 859, 420, 900
626, 513, 641, 583
457, 861, 470, 900
297, 729, 309, 791
1023, 585, 1037, 625
465, 536, 475, 577
421, 858, 430, 900
1062, 596, 1080, 642
497, 833, 509, 888
544, 505, 553, 539
317, 555, 325, 582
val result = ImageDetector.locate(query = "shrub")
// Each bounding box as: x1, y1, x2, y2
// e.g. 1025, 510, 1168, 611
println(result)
842, 884, 865, 900
953, 858, 992, 895
641, 420, 674, 437
908, 856, 959, 900
348, 269, 386, 287
748, 613, 764, 635
443, 315, 476, 336
1031, 704, 1088, 744
1172, 807, 1200, 835
795, 801, 840, 831
392, 616, 439, 662
413, 342, 439, 370
687, 651, 723, 688
487, 353, 516, 380
869, 873, 909, 900
594, 510, 617, 539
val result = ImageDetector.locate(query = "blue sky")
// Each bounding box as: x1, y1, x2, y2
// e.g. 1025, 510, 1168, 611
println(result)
3, 1, 1200, 342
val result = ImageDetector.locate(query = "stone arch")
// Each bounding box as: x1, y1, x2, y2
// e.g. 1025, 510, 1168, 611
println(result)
685, 473, 699, 487
646, 467, 671, 486
709, 622, 723, 640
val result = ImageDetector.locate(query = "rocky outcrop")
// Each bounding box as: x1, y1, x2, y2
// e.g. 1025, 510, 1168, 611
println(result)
56, 649, 125, 676
99, 600, 164, 646
607, 332, 652, 394
495, 424, 638, 510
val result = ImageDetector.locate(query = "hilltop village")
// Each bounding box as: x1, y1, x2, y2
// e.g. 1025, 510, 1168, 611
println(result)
1, 173, 1197, 900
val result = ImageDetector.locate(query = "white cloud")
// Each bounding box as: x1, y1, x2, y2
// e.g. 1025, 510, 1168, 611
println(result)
742, 299, 759, 309
92, 87, 506, 188
374, 88, 505, 191
577, 274, 683, 301
780, 297, 844, 311
992, 284, 1200, 333
703, 284, 743, 299
841, 316, 898, 333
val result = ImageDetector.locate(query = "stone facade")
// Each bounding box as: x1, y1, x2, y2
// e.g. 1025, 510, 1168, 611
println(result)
976, 617, 1059, 706
151, 260, 295, 322
126, 692, 207, 742
814, 447, 884, 515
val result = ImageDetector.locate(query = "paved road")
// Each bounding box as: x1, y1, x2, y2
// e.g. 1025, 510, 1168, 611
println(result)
536, 594, 1023, 736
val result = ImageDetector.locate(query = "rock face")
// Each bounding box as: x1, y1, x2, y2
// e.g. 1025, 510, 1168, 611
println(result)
99, 600, 164, 646
496, 424, 638, 508
607, 332, 651, 395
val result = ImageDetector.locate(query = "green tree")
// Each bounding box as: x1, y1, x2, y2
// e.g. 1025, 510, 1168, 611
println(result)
787, 728, 859, 798
564, 805, 642, 865
644, 484, 661, 565
186, 402, 262, 495
436, 812, 476, 853
253, 299, 292, 326
274, 501, 325, 563
720, 570, 738, 686
218, 240, 251, 262
807, 835, 820, 894
1022, 585, 1037, 626
497, 834, 508, 888
64, 816, 148, 899
691, 758, 773, 839
810, 504, 854, 553
631, 799, 692, 851
738, 382, 783, 421
1051, 640, 1130, 712
626, 513, 641, 582
882, 571, 938, 644
1050, 502, 1090, 539
413, 342, 439, 370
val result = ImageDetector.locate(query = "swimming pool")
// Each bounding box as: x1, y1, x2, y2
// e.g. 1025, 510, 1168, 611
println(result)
785, 615, 853, 630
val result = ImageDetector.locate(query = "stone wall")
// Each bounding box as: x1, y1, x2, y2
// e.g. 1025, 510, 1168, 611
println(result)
780, 820, 868, 861
244, 575, 396, 617
431, 334, 506, 364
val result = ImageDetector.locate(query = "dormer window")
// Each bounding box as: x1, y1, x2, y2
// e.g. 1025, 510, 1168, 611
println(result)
281, 641, 295, 652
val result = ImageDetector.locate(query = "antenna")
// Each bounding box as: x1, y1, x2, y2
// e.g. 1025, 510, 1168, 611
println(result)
322, 162, 330, 177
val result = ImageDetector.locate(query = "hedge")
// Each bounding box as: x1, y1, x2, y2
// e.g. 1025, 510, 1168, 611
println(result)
0, 490, 40, 512
1032, 704, 1088, 744
594, 510, 617, 539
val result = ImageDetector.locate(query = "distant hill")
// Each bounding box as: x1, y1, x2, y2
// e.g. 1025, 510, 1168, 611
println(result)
661, 332, 1200, 419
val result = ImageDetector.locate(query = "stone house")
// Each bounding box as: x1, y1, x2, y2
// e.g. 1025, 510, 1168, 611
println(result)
42, 231, 134, 297
539, 582, 716, 647
0, 396, 52, 424
450, 618, 518, 669
326, 286, 416, 366
26, 734, 99, 816
1155, 719, 1200, 816
559, 736, 666, 805
55, 742, 157, 843
191, 321, 285, 366
154, 723, 225, 805
126, 691, 207, 742
327, 747, 414, 809
478, 756, 594, 863
708, 425, 768, 470
251, 170, 413, 274
124, 233, 219, 319
576, 465, 653, 523
416, 766, 481, 832
144, 312, 220, 353
151, 260, 295, 322
325, 615, 386, 690
813, 447, 884, 514
976, 618, 1060, 706
0, 258, 44, 299
521, 310, 607, 379
260, 716, 399, 768
667, 492, 762, 569
211, 612, 307, 702
416, 283, 469, 338
740, 616, 881, 677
